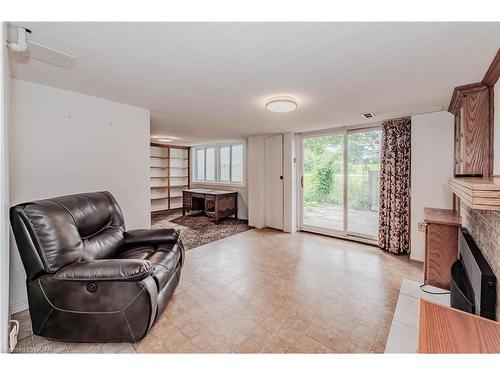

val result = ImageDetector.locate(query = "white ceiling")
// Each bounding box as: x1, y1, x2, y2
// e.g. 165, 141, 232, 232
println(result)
9, 22, 500, 145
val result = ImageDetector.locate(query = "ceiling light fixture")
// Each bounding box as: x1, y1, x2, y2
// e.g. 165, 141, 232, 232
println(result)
266, 96, 297, 113
157, 138, 173, 142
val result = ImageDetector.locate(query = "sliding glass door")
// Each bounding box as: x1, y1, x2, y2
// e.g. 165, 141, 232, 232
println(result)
302, 134, 345, 233
301, 127, 381, 242
347, 129, 382, 239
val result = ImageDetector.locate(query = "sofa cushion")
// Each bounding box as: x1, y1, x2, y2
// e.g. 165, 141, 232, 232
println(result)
14, 201, 83, 273
118, 244, 181, 290
148, 249, 181, 290
118, 245, 156, 260
54, 259, 154, 281
10, 192, 126, 274
124, 228, 180, 247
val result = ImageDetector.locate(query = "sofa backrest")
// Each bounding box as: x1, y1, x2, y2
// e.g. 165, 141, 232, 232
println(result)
10, 191, 125, 281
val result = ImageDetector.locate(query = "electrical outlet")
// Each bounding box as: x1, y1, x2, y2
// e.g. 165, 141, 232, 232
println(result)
417, 222, 426, 232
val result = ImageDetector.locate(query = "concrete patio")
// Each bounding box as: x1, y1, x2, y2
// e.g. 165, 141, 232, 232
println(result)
303, 204, 378, 237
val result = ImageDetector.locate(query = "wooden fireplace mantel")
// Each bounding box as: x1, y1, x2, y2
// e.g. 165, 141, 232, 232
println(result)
448, 176, 500, 211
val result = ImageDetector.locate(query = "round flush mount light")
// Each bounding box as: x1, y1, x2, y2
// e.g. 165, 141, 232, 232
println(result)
266, 96, 297, 113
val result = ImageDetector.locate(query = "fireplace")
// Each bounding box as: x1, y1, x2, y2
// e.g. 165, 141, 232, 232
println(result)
450, 227, 497, 320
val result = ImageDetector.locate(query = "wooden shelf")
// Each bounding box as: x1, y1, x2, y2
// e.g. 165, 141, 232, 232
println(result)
448, 177, 500, 210
150, 143, 190, 213
151, 195, 169, 200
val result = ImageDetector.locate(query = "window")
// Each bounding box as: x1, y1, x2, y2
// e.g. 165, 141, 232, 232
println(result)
205, 147, 215, 181
220, 146, 230, 182
231, 144, 243, 182
192, 143, 244, 184
195, 148, 205, 180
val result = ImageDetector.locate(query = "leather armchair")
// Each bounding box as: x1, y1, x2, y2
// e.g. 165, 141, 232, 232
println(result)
10, 191, 185, 343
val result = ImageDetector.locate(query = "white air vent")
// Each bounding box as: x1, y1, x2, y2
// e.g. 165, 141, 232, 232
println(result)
361, 112, 376, 119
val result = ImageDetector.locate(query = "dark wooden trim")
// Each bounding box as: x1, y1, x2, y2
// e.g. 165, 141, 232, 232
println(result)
448, 82, 488, 115
482, 48, 500, 87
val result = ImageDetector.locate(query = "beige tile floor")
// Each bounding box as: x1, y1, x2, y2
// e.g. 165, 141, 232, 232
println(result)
12, 228, 422, 354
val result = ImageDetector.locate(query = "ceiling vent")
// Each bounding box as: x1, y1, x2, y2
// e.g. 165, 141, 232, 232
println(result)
361, 112, 376, 119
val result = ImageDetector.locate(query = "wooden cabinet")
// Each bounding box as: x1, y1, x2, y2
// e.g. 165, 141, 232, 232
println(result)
449, 83, 491, 177
424, 208, 462, 290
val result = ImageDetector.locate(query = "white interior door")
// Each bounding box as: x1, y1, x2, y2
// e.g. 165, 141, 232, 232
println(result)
265, 134, 284, 230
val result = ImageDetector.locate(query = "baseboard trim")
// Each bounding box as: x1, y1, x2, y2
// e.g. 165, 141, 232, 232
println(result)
10, 300, 28, 315
410, 254, 424, 262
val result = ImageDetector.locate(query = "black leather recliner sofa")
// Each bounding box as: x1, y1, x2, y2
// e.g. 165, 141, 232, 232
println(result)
10, 191, 184, 343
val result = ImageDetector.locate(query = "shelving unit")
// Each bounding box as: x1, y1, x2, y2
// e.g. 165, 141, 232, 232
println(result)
150, 143, 190, 213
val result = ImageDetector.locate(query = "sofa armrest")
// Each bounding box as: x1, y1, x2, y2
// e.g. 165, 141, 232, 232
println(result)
124, 228, 180, 247
54, 259, 154, 281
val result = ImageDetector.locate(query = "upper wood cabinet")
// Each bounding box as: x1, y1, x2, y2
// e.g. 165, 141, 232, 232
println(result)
449, 83, 491, 177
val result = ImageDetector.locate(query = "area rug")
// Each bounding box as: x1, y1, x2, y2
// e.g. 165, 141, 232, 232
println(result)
151, 211, 253, 250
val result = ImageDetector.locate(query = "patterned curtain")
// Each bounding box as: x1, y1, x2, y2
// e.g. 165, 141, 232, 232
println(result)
378, 117, 411, 254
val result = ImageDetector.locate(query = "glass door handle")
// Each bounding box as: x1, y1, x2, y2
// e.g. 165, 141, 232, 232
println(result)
300, 176, 304, 188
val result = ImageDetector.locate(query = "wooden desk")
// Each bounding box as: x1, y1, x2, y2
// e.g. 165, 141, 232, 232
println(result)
419, 300, 500, 353
182, 189, 237, 222
424, 208, 461, 289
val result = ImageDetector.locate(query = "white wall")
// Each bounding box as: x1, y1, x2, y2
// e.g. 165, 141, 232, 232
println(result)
1, 22, 11, 353
9, 79, 151, 312
247, 135, 266, 228
410, 111, 455, 261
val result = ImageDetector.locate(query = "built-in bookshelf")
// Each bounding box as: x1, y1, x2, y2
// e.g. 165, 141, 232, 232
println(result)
150, 143, 190, 213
